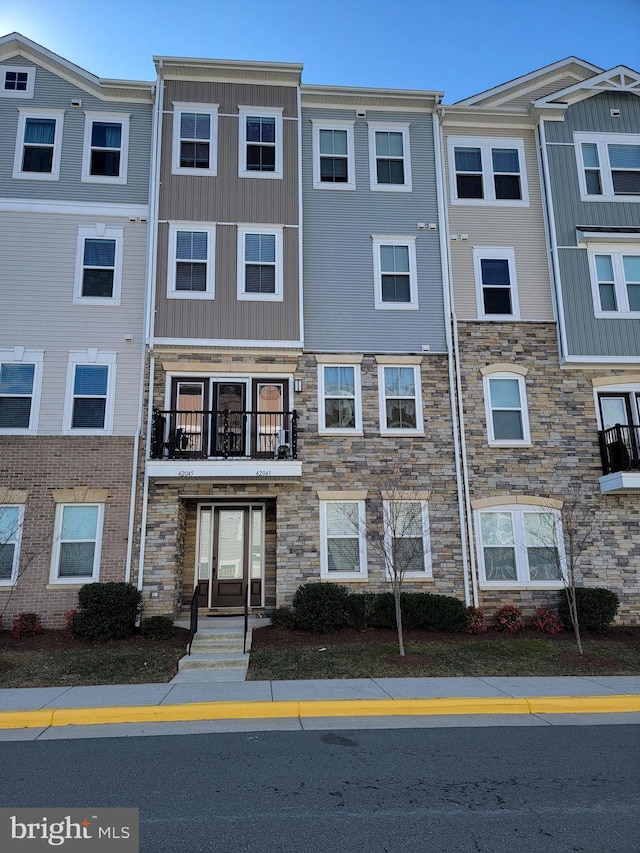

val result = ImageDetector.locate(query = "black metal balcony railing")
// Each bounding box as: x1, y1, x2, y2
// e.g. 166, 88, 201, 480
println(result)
598, 424, 640, 475
151, 408, 298, 460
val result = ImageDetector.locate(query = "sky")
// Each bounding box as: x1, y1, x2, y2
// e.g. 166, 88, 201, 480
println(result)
1, 0, 639, 103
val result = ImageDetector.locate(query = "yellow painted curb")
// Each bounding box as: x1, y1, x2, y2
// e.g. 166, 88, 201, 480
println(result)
0, 710, 55, 730
297, 697, 530, 717
528, 695, 640, 715
51, 701, 300, 727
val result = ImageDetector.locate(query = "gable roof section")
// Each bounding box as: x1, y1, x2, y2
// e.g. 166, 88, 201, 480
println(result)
533, 65, 640, 108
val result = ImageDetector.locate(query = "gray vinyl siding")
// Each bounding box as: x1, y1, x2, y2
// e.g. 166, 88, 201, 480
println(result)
0, 56, 152, 204
302, 107, 445, 353
0, 211, 146, 434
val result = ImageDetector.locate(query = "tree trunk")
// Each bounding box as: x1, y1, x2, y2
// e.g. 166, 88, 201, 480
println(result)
393, 589, 405, 656
565, 586, 583, 655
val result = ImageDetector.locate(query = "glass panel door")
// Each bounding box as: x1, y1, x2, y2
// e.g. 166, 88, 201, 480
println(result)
599, 395, 631, 429
255, 381, 285, 457
212, 383, 246, 456
173, 380, 207, 456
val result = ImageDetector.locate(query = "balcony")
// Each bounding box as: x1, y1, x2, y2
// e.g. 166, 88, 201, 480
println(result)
598, 424, 640, 494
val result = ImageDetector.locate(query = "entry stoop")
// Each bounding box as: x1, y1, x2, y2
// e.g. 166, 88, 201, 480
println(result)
172, 616, 269, 682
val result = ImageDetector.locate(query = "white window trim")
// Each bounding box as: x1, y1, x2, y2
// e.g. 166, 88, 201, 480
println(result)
383, 499, 432, 579
238, 106, 283, 180
476, 505, 566, 589
49, 502, 104, 585
378, 364, 424, 435
593, 383, 640, 429
473, 246, 520, 320
367, 121, 412, 192
483, 372, 531, 446
0, 504, 24, 586
81, 111, 130, 185
63, 350, 116, 435
588, 243, 640, 318
0, 348, 44, 435
171, 102, 219, 177
167, 223, 216, 300
317, 363, 363, 435
1, 65, 35, 99
311, 119, 356, 190
236, 225, 283, 302
448, 135, 529, 207
319, 499, 368, 580
372, 235, 418, 310
73, 225, 124, 306
13, 108, 65, 181
575, 131, 640, 203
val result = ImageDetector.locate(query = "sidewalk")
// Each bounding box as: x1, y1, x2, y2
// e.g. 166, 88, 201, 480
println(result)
1, 674, 640, 737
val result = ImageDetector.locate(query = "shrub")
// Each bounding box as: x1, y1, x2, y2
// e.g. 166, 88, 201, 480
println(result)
366, 592, 396, 628
465, 606, 487, 635
139, 615, 174, 640
558, 587, 620, 633
270, 607, 298, 630
63, 609, 78, 638
11, 612, 43, 640
291, 582, 351, 633
494, 604, 524, 634
74, 582, 143, 642
530, 607, 563, 635
414, 593, 467, 632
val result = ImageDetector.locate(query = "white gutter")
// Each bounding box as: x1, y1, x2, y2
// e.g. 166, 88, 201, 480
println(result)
433, 109, 474, 607
297, 83, 304, 351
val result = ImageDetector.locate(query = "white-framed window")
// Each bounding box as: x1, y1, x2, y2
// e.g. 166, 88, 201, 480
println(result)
13, 108, 64, 180
172, 102, 218, 176
311, 120, 355, 190
0, 504, 24, 585
575, 132, 640, 201
167, 224, 215, 299
50, 503, 104, 584
318, 364, 363, 434
320, 499, 367, 579
64, 351, 116, 434
483, 373, 530, 445
73, 225, 123, 305
588, 244, 640, 317
383, 499, 431, 578
81, 112, 130, 184
368, 122, 412, 191
237, 226, 283, 301
1, 66, 35, 98
473, 247, 520, 319
0, 349, 43, 435
372, 236, 418, 310
448, 136, 528, 205
378, 365, 423, 434
477, 506, 564, 588
238, 107, 283, 179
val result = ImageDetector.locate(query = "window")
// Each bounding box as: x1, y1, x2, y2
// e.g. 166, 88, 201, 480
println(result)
51, 504, 103, 584
448, 136, 528, 205
575, 132, 640, 201
318, 364, 362, 433
379, 365, 423, 434
588, 245, 640, 317
484, 373, 530, 445
312, 120, 355, 190
64, 351, 116, 434
237, 226, 283, 301
372, 237, 418, 309
13, 109, 64, 180
383, 500, 431, 578
73, 226, 123, 304
238, 107, 283, 179
473, 247, 519, 319
81, 112, 129, 184
172, 103, 218, 176
320, 500, 367, 579
0, 505, 24, 585
0, 349, 43, 434
368, 122, 412, 191
477, 506, 564, 587
167, 224, 215, 299
1, 66, 35, 98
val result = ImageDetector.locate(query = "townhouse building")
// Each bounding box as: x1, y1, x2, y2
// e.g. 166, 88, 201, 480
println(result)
0, 34, 153, 626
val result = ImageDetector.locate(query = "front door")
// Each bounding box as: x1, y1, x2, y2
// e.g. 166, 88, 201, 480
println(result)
212, 382, 246, 456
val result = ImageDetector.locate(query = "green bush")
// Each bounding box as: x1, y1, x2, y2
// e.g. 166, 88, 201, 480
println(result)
139, 615, 174, 640
270, 607, 299, 630
74, 582, 143, 642
291, 582, 351, 633
367, 592, 396, 627
341, 592, 467, 632
558, 587, 620, 633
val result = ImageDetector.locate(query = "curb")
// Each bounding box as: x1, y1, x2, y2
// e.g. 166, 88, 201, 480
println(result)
0, 695, 640, 729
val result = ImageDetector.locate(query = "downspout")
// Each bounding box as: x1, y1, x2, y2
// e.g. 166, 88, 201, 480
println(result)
433, 107, 474, 607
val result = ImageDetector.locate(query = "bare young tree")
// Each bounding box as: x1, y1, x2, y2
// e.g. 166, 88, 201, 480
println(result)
0, 497, 47, 621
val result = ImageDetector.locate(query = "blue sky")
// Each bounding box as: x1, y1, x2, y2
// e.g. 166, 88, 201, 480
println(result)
1, 0, 639, 102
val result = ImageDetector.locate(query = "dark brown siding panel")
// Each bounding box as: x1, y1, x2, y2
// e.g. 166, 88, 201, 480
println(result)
166, 80, 298, 117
